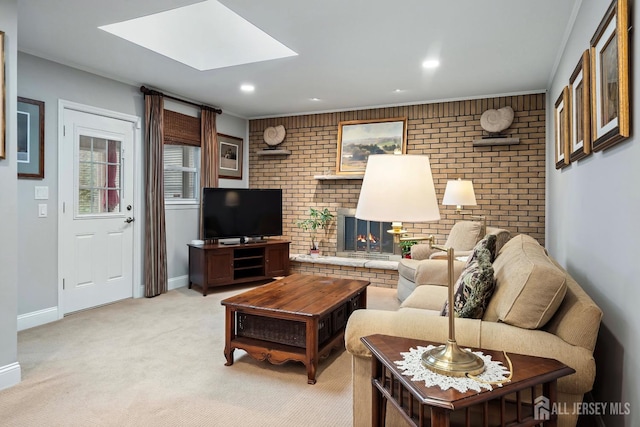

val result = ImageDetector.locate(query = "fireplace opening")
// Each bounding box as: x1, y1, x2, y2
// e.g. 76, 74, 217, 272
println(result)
337, 208, 400, 260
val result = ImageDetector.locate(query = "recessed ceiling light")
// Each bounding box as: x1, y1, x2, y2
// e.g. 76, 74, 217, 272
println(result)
310, 97, 321, 101
240, 84, 255, 92
394, 89, 403, 93
422, 59, 440, 69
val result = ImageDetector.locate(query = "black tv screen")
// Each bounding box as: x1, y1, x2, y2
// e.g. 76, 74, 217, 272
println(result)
202, 188, 283, 240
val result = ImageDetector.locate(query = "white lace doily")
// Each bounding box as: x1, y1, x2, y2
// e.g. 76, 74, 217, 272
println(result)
394, 345, 511, 393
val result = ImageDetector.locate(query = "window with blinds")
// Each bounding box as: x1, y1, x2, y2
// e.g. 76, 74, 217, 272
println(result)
163, 110, 201, 203
164, 145, 199, 200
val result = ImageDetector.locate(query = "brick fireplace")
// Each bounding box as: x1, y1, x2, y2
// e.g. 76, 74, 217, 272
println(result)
248, 93, 547, 280
336, 208, 400, 260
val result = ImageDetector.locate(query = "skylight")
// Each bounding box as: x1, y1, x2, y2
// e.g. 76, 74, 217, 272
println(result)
99, 0, 298, 71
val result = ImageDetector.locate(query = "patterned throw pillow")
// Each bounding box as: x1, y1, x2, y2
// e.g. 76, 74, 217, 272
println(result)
467, 233, 497, 264
441, 247, 496, 319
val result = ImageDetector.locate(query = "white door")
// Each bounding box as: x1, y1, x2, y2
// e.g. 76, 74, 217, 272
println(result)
60, 108, 136, 314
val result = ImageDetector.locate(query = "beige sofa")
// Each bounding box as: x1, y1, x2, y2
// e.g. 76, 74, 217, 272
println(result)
345, 234, 603, 427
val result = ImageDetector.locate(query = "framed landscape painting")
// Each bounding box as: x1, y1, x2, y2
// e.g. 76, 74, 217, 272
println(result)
218, 133, 243, 179
569, 50, 591, 162
555, 87, 570, 170
336, 117, 407, 175
590, 0, 630, 151
17, 97, 45, 179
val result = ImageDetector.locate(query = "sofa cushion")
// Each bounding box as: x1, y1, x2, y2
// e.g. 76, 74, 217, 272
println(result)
398, 258, 419, 282
443, 221, 483, 251
485, 227, 511, 254
484, 234, 567, 329
400, 284, 448, 311
441, 247, 496, 319
543, 259, 603, 351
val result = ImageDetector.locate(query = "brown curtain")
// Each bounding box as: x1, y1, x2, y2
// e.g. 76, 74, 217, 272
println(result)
144, 93, 168, 297
200, 107, 219, 238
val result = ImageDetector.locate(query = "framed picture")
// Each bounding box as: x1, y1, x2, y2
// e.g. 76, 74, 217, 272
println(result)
17, 97, 45, 179
218, 133, 243, 179
554, 87, 570, 170
336, 117, 407, 175
590, 0, 630, 151
0, 31, 5, 160
569, 50, 591, 162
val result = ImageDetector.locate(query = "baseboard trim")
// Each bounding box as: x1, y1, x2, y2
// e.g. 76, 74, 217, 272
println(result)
0, 362, 21, 392
17, 306, 59, 331
168, 275, 189, 291
18, 277, 188, 329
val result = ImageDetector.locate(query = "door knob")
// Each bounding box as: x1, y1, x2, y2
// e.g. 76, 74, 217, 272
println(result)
125, 217, 135, 223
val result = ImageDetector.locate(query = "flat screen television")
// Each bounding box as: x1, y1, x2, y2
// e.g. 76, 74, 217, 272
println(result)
202, 188, 283, 242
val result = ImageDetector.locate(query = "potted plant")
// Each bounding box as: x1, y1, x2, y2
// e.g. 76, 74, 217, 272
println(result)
295, 208, 334, 258
399, 239, 418, 259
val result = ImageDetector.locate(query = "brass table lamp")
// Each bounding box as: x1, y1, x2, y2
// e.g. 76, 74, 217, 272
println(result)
420, 245, 484, 376
356, 155, 484, 377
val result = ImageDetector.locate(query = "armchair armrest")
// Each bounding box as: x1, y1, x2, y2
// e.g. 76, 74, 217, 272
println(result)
410, 243, 438, 260
430, 249, 472, 260
412, 259, 466, 287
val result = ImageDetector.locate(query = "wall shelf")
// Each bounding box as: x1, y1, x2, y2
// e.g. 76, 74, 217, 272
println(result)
472, 137, 520, 147
256, 149, 291, 156
314, 174, 364, 180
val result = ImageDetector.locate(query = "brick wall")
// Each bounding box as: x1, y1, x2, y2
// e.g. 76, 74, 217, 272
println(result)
290, 263, 398, 289
249, 94, 546, 257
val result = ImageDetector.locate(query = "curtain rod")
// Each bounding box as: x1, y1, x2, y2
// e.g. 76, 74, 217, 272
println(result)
140, 86, 222, 114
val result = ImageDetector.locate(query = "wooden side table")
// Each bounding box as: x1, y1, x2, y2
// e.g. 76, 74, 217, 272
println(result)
361, 334, 575, 427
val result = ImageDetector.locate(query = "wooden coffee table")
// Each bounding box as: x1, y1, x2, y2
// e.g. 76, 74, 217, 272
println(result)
361, 334, 575, 426
221, 274, 370, 384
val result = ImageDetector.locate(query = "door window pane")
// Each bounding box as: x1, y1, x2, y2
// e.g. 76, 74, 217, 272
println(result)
78, 135, 122, 214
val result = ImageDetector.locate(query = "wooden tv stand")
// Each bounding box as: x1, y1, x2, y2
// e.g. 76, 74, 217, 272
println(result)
188, 239, 290, 296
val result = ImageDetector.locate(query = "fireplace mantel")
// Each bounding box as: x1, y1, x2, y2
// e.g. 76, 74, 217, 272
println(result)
290, 254, 398, 271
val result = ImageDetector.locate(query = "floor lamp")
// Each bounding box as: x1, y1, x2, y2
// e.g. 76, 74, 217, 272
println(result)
356, 155, 484, 377
443, 178, 486, 234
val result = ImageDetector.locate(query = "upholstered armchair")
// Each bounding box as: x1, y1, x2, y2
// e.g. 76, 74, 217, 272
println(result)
397, 221, 510, 301
411, 220, 510, 260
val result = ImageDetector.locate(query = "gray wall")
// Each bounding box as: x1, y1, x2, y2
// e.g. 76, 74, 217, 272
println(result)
0, 0, 20, 388
16, 53, 248, 314
17, 53, 142, 314
547, 0, 639, 425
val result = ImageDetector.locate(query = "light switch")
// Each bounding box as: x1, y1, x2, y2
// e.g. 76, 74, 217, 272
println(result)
38, 204, 47, 218
35, 186, 49, 200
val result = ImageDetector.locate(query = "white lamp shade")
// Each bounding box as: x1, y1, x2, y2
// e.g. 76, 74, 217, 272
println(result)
442, 179, 477, 207
355, 155, 441, 222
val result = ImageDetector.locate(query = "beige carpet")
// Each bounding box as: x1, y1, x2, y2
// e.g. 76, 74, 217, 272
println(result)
0, 283, 399, 427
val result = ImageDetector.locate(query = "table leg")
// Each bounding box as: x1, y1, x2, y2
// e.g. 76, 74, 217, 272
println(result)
305, 318, 318, 384
372, 357, 384, 427
430, 407, 450, 427
223, 307, 235, 366
544, 380, 559, 427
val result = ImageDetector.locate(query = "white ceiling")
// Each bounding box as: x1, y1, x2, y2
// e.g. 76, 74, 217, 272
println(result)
17, 0, 578, 119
